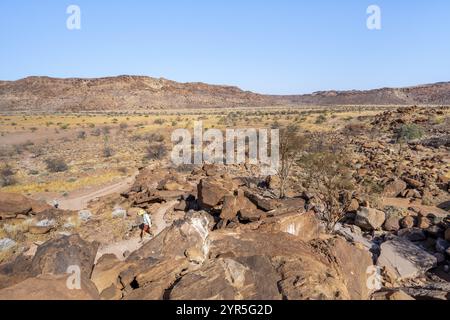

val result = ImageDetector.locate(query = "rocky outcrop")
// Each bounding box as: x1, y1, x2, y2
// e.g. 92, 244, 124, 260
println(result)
377, 237, 437, 282
30, 234, 99, 279
355, 207, 386, 231
0, 274, 99, 300
0, 192, 52, 220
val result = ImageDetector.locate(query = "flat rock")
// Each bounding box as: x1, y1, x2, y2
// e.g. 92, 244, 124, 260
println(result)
383, 179, 407, 197
397, 228, 426, 242
0, 274, 99, 300
355, 207, 386, 231
31, 234, 99, 279
377, 237, 437, 281
169, 256, 282, 300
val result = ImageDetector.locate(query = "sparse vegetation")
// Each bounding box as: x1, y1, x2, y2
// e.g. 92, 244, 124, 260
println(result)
396, 124, 424, 142
0, 164, 17, 187
298, 138, 354, 232
45, 158, 69, 173
144, 142, 167, 160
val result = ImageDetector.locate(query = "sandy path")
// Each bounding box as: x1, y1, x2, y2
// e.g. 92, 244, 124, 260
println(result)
94, 200, 178, 262
56, 175, 136, 211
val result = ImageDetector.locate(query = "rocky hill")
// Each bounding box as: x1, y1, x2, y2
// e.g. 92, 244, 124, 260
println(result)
0, 76, 449, 113
0, 76, 276, 113
283, 82, 450, 106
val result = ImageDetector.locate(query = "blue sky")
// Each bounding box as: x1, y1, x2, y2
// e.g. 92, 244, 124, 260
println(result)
1, 0, 449, 94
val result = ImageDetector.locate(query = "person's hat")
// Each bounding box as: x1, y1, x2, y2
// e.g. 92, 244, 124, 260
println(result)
138, 209, 146, 216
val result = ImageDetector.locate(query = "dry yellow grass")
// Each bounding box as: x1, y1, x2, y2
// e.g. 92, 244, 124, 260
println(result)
2, 171, 123, 194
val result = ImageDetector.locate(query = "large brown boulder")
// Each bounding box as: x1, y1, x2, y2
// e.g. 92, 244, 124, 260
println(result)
355, 207, 386, 231
209, 230, 352, 300
31, 234, 99, 279
0, 274, 99, 300
90, 254, 128, 297
251, 211, 321, 242
220, 191, 264, 223
0, 193, 32, 219
383, 179, 407, 197
197, 178, 233, 209
169, 256, 282, 300
0, 254, 33, 290
119, 212, 215, 299
325, 238, 374, 300
0, 192, 52, 219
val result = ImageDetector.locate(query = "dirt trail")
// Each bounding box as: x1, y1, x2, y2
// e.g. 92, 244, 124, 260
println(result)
56, 176, 136, 211
94, 200, 178, 262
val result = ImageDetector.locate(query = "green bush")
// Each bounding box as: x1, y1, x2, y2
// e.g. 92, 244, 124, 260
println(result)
45, 158, 69, 173
396, 124, 424, 142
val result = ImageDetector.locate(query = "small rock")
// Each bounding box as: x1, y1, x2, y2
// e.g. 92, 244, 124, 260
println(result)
35, 219, 55, 227
185, 247, 204, 264
404, 177, 423, 189
0, 238, 16, 252
435, 238, 450, 254
347, 199, 359, 212
445, 228, 450, 242
78, 210, 92, 222
404, 189, 421, 199
383, 179, 407, 197
433, 253, 446, 264
355, 207, 386, 231
417, 216, 431, 229
174, 200, 187, 211
397, 228, 426, 242
29, 226, 52, 235
383, 216, 401, 232
426, 225, 444, 238
400, 216, 415, 229
112, 208, 127, 219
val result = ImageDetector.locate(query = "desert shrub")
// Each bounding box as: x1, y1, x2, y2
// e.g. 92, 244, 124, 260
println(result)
13, 141, 34, 155
117, 167, 128, 174
315, 114, 327, 124
154, 118, 165, 125
102, 126, 111, 135
144, 142, 167, 160
103, 146, 114, 158
297, 137, 354, 232
77, 131, 86, 140
119, 122, 128, 130
174, 163, 198, 173
396, 124, 424, 142
0, 164, 17, 187
45, 158, 69, 173
91, 128, 101, 136
145, 132, 165, 142
277, 125, 307, 198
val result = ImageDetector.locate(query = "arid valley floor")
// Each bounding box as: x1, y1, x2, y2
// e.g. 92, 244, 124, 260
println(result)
0, 77, 449, 300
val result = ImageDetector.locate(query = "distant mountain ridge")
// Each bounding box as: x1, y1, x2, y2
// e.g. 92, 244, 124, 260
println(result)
0, 76, 449, 112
